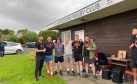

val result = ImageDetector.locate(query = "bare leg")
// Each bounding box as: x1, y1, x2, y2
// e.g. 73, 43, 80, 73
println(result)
49, 61, 53, 75
79, 61, 83, 73
85, 63, 89, 74
45, 62, 50, 74
76, 62, 79, 73
70, 60, 74, 71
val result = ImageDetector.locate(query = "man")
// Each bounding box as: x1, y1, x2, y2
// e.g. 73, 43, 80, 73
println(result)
83, 36, 96, 77
72, 35, 83, 77
0, 39, 6, 57
54, 38, 64, 75
64, 36, 75, 75
35, 35, 46, 81
44, 36, 54, 78
130, 28, 137, 84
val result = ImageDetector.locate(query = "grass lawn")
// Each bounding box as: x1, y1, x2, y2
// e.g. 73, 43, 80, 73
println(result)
0, 54, 66, 84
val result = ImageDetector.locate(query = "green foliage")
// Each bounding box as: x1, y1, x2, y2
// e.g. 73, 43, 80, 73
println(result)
17, 29, 37, 44
39, 30, 58, 41
8, 35, 18, 42
0, 32, 2, 40
1, 29, 14, 35
0, 54, 66, 84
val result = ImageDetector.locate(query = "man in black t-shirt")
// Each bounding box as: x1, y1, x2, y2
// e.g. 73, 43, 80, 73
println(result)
72, 35, 83, 77
35, 35, 46, 81
130, 28, 137, 84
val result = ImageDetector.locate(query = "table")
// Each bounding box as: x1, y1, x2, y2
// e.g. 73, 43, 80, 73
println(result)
108, 58, 131, 69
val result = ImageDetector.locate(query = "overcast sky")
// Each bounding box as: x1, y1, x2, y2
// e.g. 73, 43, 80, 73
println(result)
0, 0, 98, 32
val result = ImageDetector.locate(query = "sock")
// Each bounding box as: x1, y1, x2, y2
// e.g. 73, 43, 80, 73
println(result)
51, 72, 53, 75
80, 71, 82, 74
47, 70, 50, 73
71, 69, 74, 71
134, 80, 137, 84
67, 69, 70, 71
86, 71, 88, 74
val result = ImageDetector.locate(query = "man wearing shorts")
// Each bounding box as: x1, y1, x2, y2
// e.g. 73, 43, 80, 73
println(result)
64, 36, 74, 75
83, 36, 96, 78
130, 28, 137, 84
54, 38, 64, 75
72, 35, 83, 77
44, 37, 54, 78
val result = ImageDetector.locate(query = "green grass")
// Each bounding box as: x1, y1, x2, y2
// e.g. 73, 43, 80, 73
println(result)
0, 54, 66, 84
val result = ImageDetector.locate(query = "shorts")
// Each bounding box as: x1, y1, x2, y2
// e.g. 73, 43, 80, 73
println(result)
131, 58, 137, 68
54, 56, 64, 63
84, 56, 94, 64
44, 55, 53, 62
74, 54, 83, 62
64, 54, 73, 61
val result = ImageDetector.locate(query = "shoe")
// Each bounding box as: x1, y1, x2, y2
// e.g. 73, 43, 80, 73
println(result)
49, 74, 54, 78
60, 71, 63, 76
80, 72, 84, 78
46, 73, 50, 76
67, 71, 70, 75
36, 77, 39, 81
39, 75, 43, 78
54, 71, 57, 75
93, 75, 97, 79
72, 71, 75, 76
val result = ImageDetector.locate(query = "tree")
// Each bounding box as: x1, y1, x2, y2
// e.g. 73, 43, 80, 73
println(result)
8, 35, 18, 42
39, 30, 58, 41
17, 29, 37, 44
2, 29, 14, 35
0, 32, 2, 40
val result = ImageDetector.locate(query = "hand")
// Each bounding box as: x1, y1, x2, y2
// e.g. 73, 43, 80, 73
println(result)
135, 44, 137, 48
86, 47, 90, 50
43, 48, 46, 52
129, 43, 134, 49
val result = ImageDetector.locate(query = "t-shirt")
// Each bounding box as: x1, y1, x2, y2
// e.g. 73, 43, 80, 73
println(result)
72, 41, 83, 56
44, 42, 54, 56
35, 42, 45, 56
83, 46, 89, 57
54, 43, 64, 57
64, 41, 73, 55
130, 36, 137, 59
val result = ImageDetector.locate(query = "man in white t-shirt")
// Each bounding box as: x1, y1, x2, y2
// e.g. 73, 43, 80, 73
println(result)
64, 37, 75, 75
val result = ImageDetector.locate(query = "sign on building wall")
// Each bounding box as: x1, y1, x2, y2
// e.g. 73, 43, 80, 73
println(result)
61, 30, 71, 43
75, 30, 84, 41
47, 0, 124, 29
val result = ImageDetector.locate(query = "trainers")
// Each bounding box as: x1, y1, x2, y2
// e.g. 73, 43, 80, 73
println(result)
72, 71, 75, 76
36, 77, 39, 81
60, 71, 63, 76
54, 71, 57, 75
80, 73, 83, 78
67, 71, 70, 75
93, 75, 97, 79
39, 75, 43, 78
49, 74, 54, 78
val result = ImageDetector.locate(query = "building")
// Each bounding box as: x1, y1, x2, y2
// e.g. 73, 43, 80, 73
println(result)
47, 0, 137, 58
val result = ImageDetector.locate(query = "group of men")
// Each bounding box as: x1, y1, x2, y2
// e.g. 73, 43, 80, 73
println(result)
35, 34, 97, 81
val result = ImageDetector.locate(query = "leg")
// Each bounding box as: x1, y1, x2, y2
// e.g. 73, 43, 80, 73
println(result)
75, 62, 79, 74
133, 68, 137, 84
49, 60, 54, 75
45, 62, 50, 74
85, 63, 89, 74
39, 58, 44, 76
35, 56, 40, 80
79, 61, 83, 73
